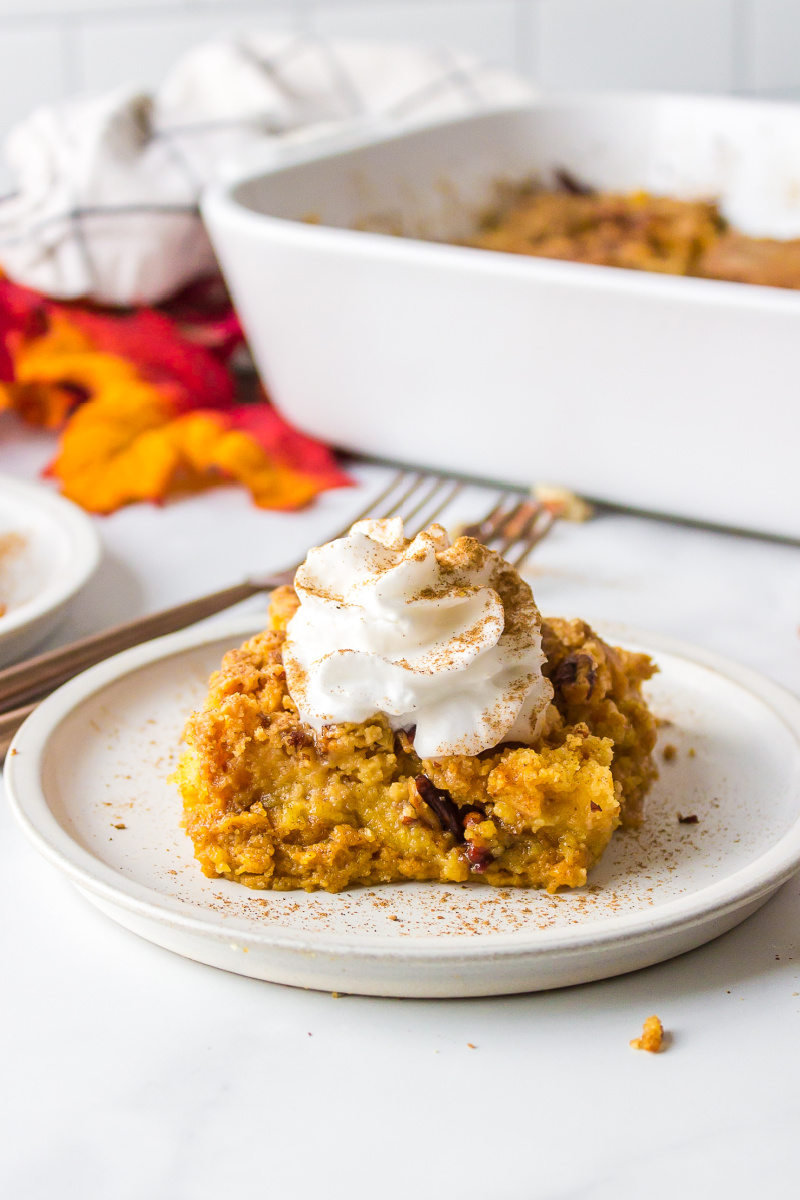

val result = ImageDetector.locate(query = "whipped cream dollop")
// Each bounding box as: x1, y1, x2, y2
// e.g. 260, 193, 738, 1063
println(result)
282, 517, 553, 758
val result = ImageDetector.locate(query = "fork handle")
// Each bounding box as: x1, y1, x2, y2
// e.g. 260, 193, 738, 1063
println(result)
0, 701, 36, 759
0, 578, 273, 714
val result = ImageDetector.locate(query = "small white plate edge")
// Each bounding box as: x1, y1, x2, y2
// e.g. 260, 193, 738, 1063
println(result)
0, 475, 100, 638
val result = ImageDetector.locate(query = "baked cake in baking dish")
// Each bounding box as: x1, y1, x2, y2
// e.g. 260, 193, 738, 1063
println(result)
173, 520, 658, 893
468, 184, 800, 289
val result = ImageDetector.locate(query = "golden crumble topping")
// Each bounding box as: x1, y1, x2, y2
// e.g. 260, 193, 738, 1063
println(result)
172, 587, 658, 893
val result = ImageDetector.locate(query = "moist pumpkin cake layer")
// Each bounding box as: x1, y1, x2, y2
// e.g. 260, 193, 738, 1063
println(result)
174, 520, 658, 894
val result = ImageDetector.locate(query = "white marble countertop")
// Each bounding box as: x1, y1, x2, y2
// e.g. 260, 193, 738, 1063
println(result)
2, 427, 800, 1200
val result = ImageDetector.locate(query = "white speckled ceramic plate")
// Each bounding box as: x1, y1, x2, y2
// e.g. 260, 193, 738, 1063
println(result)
7, 615, 800, 997
0, 475, 100, 666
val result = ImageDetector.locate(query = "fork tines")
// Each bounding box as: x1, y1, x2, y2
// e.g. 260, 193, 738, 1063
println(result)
334, 469, 463, 541
336, 471, 553, 569
460, 493, 554, 568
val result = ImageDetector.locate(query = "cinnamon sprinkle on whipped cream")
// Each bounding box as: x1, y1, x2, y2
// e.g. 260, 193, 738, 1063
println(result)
282, 518, 553, 758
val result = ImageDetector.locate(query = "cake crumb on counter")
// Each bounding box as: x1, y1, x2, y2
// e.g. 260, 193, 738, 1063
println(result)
532, 483, 593, 522
630, 1015, 664, 1053
662, 743, 677, 762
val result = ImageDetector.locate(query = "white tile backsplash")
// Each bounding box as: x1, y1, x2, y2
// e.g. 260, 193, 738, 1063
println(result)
0, 0, 210, 20
1, 0, 800, 148
76, 4, 300, 97
747, 0, 800, 90
535, 0, 737, 92
0, 22, 66, 136
312, 1, 520, 69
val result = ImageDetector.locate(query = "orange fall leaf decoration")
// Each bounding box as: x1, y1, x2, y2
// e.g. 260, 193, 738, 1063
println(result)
0, 276, 352, 513
51, 395, 330, 515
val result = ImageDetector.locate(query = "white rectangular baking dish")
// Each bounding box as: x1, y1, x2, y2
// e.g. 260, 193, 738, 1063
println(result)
203, 94, 800, 539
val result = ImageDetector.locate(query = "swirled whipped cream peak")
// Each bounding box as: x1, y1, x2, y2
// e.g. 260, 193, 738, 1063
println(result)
282, 517, 553, 758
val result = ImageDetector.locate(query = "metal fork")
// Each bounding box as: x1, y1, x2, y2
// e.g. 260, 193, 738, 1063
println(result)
0, 469, 555, 753
459, 492, 555, 566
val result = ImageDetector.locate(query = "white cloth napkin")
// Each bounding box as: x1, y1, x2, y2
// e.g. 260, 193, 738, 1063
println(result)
0, 32, 534, 306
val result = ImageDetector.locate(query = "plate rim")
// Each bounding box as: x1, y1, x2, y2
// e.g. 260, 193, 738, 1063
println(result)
0, 474, 100, 640
7, 614, 800, 963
